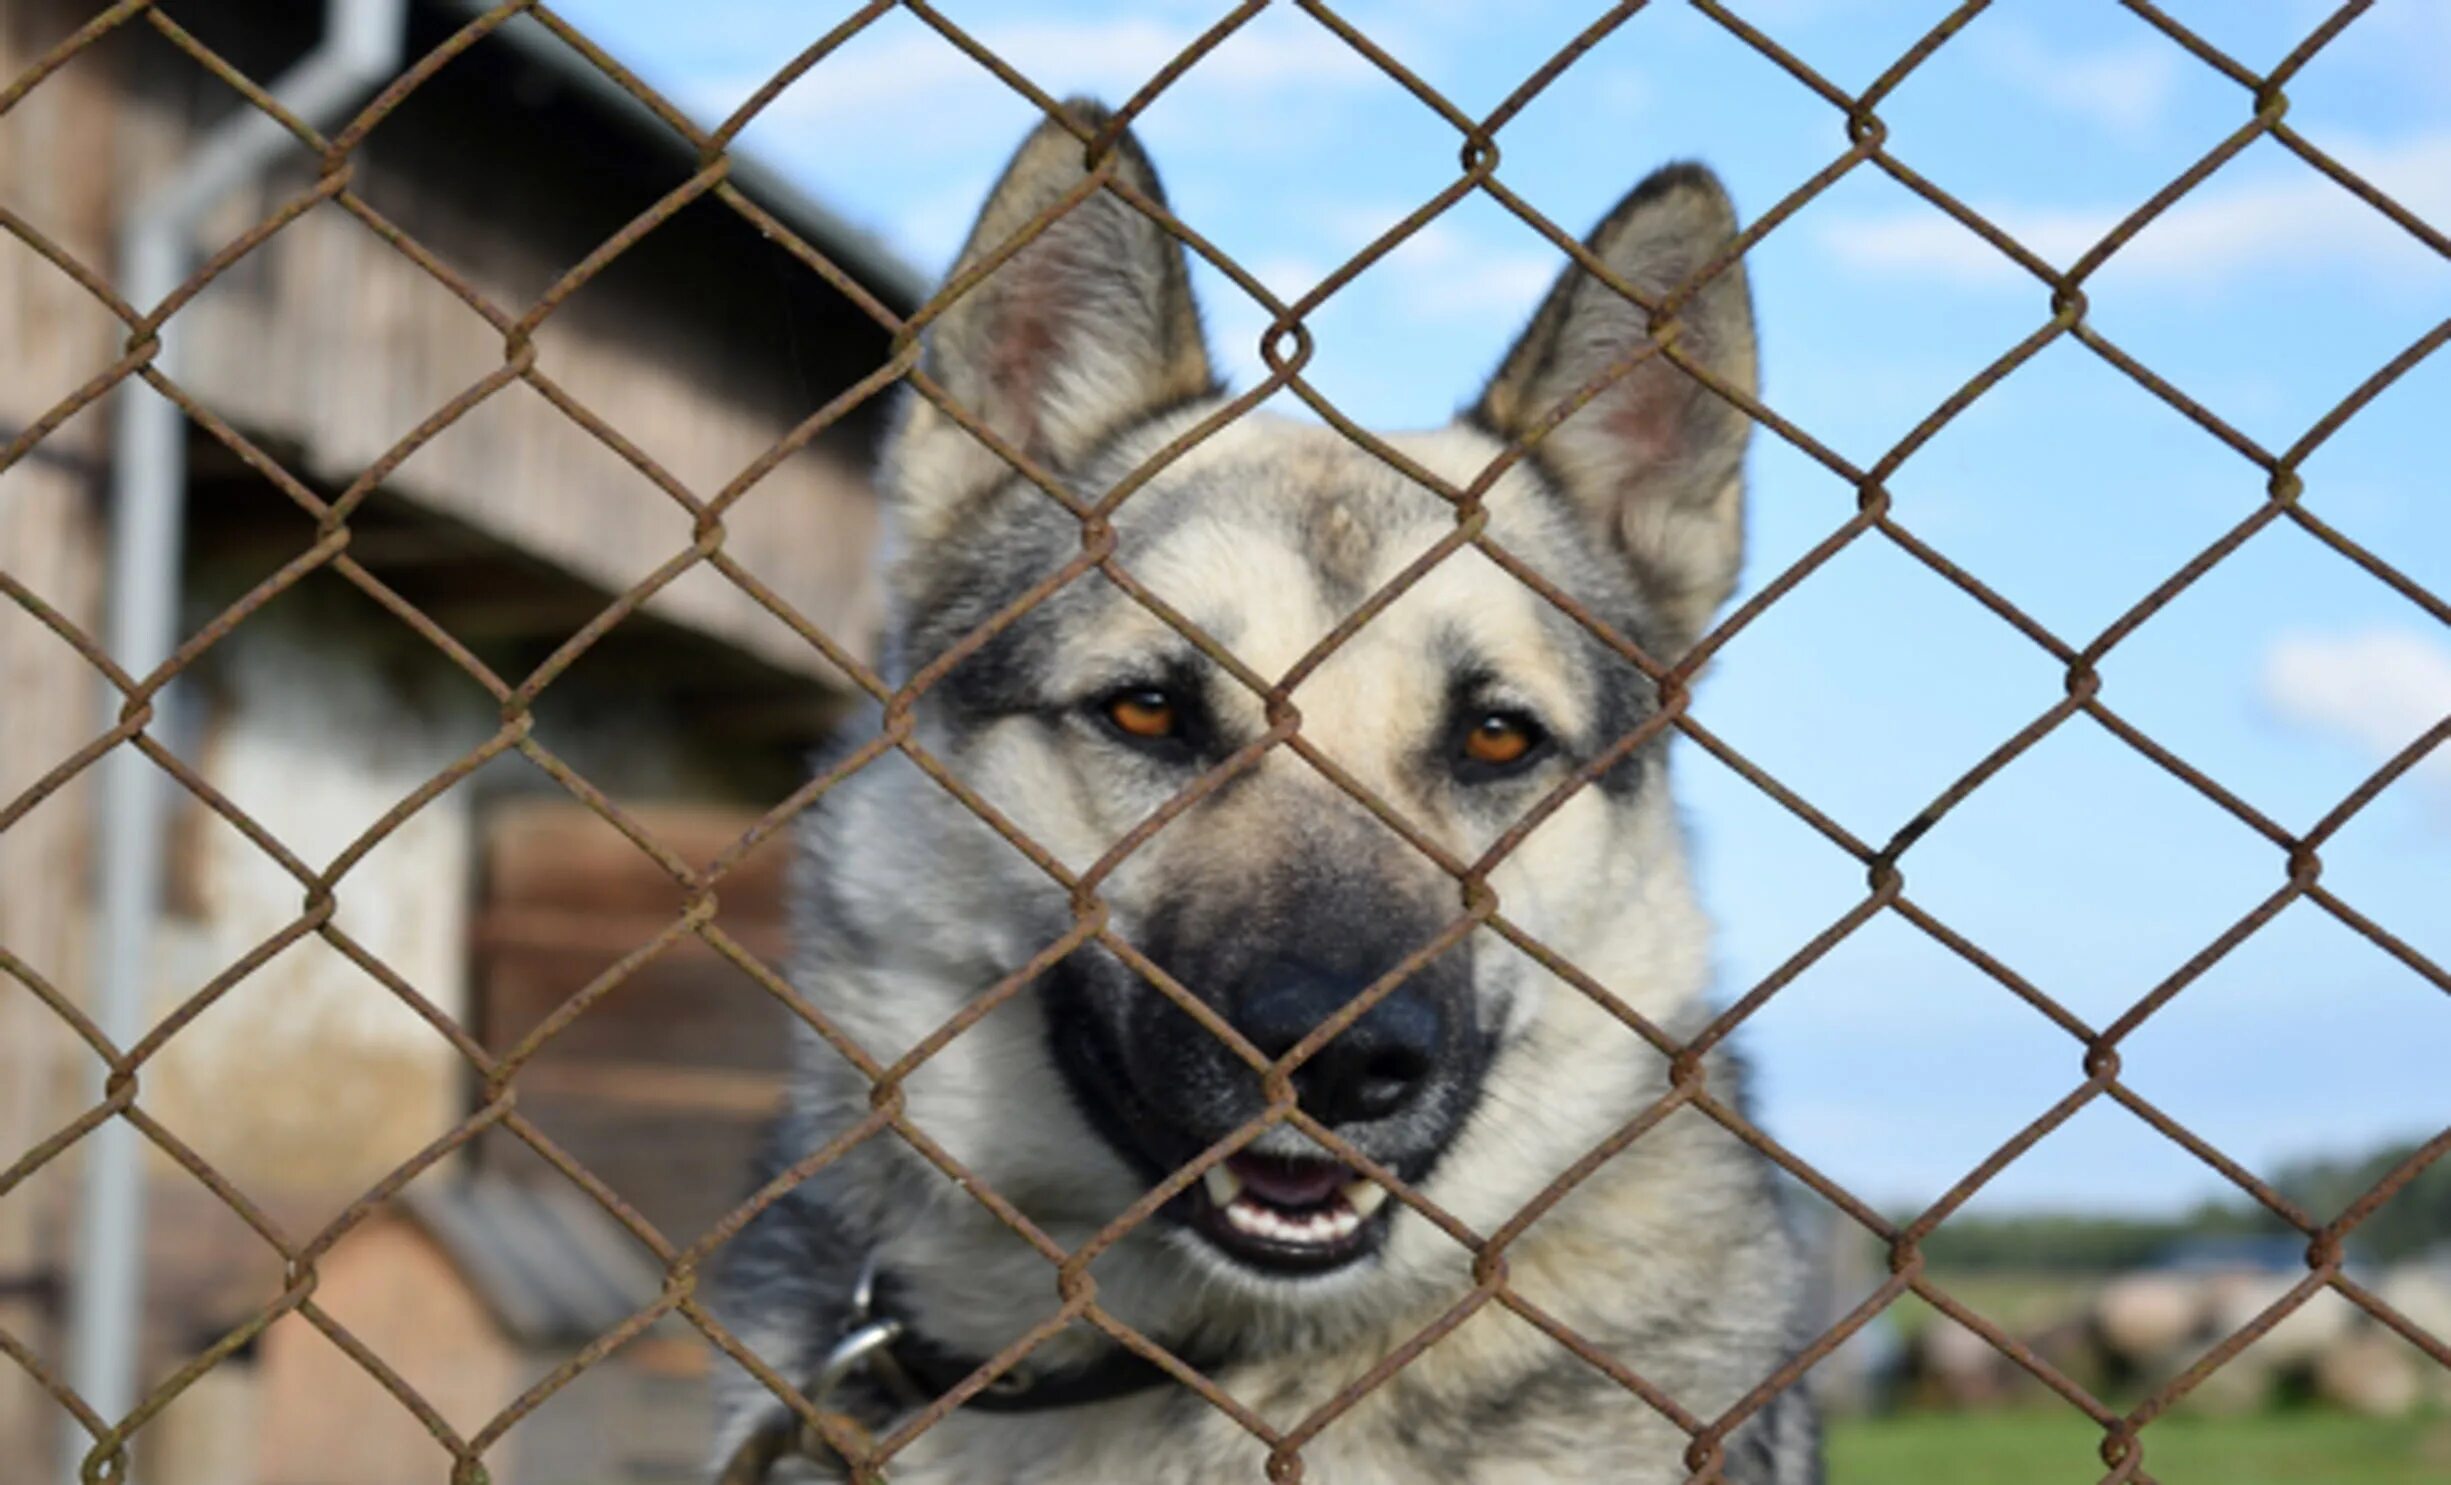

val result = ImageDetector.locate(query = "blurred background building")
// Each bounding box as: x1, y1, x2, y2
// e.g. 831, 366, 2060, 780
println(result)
2, 1, 917, 1478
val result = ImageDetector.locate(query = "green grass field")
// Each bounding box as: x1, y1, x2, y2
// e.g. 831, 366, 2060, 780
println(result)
1830, 1410, 2451, 1484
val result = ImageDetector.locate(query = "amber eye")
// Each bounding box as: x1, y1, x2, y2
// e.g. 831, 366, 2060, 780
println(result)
1104, 688, 1180, 741
1462, 712, 1543, 770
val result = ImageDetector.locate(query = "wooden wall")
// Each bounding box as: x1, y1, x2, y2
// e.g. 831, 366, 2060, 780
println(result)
1, 0, 126, 1463
3, 0, 906, 1470
169, 0, 898, 688
178, 196, 887, 688
474, 799, 797, 1246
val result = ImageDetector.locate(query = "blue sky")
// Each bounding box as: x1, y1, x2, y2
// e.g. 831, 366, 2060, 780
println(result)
551, 0, 2449, 1217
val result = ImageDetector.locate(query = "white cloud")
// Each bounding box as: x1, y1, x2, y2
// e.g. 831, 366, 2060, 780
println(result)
1374, 220, 1560, 319
1238, 253, 1325, 299
2260, 627, 2451, 784
1969, 25, 2183, 135
1195, 217, 1561, 397
693, 16, 1385, 135
1820, 130, 2451, 288
1307, 206, 1561, 320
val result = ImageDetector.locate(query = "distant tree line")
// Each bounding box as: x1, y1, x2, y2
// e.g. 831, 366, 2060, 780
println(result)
1920, 1138, 2450, 1272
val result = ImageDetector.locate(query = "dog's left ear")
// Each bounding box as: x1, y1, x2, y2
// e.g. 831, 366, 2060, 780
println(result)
1474, 164, 1757, 654
888, 100, 1215, 546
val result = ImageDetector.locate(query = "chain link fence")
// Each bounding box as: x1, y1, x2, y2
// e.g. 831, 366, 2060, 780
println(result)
3, 1, 2447, 1482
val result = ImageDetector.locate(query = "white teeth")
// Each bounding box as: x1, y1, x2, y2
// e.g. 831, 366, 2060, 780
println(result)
1205, 1168, 1393, 1250
1221, 1195, 1363, 1247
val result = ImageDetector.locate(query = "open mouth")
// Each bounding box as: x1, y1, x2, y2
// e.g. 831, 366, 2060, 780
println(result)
1189, 1153, 1394, 1274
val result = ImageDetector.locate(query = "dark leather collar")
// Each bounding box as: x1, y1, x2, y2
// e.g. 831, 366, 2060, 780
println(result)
856, 1271, 1215, 1415
717, 1261, 1228, 1483
871, 1322, 1187, 1414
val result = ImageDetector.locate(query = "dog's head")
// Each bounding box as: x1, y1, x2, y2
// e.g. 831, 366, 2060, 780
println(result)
818, 102, 1754, 1311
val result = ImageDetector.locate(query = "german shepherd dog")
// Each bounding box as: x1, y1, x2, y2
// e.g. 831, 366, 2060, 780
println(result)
712, 101, 1820, 1483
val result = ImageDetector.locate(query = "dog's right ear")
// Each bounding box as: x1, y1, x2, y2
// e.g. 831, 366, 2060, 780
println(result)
887, 100, 1215, 546
1474, 164, 1757, 656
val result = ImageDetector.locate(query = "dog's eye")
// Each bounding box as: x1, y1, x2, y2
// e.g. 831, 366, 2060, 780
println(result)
1460, 711, 1547, 774
1102, 687, 1181, 742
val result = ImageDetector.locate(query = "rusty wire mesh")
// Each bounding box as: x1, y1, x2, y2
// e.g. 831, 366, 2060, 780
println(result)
3, 0, 2448, 1482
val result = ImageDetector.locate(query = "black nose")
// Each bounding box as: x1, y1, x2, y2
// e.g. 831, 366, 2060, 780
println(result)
1235, 967, 1443, 1126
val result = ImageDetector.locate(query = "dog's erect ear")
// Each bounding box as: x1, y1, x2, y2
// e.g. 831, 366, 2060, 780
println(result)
1475, 163, 1757, 654
888, 100, 1214, 544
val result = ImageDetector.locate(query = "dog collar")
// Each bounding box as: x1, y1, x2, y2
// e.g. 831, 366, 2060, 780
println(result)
860, 1287, 1195, 1415
718, 1256, 1205, 1483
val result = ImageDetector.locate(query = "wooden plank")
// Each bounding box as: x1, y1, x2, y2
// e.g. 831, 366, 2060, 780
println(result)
475, 906, 791, 958
481, 951, 797, 1071
483, 800, 797, 917
472, 800, 802, 1240
509, 1061, 788, 1118
481, 1105, 774, 1245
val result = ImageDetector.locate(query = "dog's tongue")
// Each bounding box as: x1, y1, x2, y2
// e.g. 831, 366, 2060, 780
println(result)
1228, 1154, 1349, 1209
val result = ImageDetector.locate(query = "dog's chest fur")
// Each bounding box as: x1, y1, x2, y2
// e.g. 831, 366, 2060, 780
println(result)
825, 1299, 1813, 1485
747, 1136, 1818, 1485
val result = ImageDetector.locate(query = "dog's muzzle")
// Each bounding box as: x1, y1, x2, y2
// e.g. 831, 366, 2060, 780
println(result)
1045, 924, 1490, 1277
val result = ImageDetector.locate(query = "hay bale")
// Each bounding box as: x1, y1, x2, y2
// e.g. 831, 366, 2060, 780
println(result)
2095, 1274, 2205, 1368
2201, 1275, 2352, 1370
2178, 1357, 2274, 1416
2315, 1332, 2424, 1418
2371, 1266, 2451, 1406
1915, 1318, 2015, 1409
2374, 1266, 2451, 1346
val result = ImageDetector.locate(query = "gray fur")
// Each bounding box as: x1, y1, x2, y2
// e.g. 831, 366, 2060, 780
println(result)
713, 100, 1819, 1484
